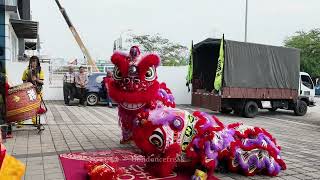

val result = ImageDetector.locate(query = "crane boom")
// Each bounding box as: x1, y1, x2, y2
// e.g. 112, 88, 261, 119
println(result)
54, 0, 99, 72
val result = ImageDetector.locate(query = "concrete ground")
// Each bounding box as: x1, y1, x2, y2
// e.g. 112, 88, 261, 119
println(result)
3, 98, 320, 180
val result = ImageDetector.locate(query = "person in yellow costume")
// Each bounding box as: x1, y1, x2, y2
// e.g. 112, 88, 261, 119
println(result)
0, 129, 25, 179
20, 56, 44, 126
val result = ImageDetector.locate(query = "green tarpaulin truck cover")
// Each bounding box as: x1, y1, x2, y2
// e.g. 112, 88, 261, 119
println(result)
193, 39, 300, 91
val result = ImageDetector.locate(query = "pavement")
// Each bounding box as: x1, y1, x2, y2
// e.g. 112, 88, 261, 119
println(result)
3, 98, 320, 180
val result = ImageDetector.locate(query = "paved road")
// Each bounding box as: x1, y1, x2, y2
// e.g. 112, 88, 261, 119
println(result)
257, 97, 320, 127
183, 97, 320, 127
3, 100, 320, 180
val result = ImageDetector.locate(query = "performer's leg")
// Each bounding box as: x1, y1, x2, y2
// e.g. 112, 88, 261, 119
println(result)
120, 128, 132, 144
33, 94, 42, 125
119, 119, 133, 144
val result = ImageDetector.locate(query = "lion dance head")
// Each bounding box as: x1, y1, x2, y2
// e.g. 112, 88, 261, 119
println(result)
107, 46, 162, 112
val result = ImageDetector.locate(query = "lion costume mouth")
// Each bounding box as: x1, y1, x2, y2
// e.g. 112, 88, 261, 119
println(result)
120, 102, 146, 110
107, 80, 160, 106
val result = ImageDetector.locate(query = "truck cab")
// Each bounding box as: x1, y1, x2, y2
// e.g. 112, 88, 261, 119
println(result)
299, 72, 315, 106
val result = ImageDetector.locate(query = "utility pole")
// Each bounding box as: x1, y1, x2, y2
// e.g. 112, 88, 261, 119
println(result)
245, 0, 248, 42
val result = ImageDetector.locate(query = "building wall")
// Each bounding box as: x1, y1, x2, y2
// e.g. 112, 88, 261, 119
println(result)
6, 62, 192, 104
6, 61, 27, 85
4, 11, 19, 62
0, 10, 5, 62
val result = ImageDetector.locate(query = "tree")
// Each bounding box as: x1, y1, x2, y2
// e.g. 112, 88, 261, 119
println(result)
284, 28, 320, 77
126, 34, 189, 66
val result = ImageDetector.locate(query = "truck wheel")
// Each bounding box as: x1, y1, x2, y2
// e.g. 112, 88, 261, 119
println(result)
268, 107, 278, 112
243, 101, 258, 118
220, 108, 233, 114
294, 100, 307, 116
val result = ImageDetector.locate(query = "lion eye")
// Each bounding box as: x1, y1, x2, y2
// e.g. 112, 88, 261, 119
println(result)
149, 128, 164, 149
113, 66, 122, 80
145, 66, 156, 81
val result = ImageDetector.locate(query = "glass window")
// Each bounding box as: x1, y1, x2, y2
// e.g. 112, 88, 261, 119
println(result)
95, 75, 105, 83
301, 75, 313, 89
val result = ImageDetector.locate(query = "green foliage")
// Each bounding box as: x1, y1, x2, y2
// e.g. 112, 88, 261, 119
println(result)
284, 28, 320, 77
126, 34, 188, 66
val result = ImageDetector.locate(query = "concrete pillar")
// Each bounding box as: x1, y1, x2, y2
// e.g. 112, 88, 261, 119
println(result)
18, 38, 24, 57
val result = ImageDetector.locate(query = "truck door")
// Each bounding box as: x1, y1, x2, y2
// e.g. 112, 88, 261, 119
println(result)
300, 73, 315, 104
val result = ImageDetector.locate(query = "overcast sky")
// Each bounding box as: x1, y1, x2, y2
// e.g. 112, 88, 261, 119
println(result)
31, 0, 320, 61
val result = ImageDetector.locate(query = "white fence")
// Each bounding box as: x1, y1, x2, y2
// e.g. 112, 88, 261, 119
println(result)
48, 65, 94, 88
6, 62, 192, 104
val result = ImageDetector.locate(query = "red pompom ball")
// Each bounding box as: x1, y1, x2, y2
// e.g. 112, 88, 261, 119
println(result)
85, 161, 125, 180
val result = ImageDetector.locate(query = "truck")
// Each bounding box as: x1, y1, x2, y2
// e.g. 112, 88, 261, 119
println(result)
190, 38, 315, 118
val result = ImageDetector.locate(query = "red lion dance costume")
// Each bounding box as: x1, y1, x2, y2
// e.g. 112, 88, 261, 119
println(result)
106, 46, 286, 179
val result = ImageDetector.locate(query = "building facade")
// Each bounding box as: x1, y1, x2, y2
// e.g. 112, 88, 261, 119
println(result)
1, 0, 39, 62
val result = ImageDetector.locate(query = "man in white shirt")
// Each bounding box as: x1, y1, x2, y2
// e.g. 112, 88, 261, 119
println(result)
63, 66, 76, 105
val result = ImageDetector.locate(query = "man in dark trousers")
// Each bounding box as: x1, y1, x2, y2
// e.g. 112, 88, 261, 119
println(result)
63, 66, 76, 105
